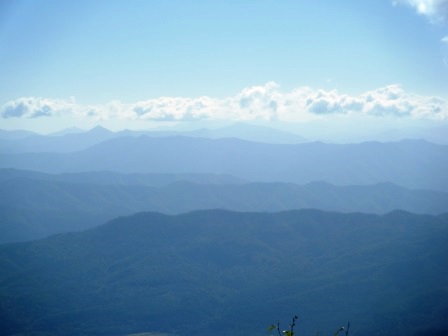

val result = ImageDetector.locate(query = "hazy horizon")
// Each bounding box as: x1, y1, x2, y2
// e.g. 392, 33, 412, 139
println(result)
1, 1, 448, 137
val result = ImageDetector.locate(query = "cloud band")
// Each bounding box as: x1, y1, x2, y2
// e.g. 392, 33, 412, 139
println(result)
2, 83, 447, 122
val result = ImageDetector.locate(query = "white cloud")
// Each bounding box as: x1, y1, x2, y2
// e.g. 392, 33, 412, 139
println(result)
1, 97, 76, 118
2, 83, 448, 122
305, 89, 364, 115
442, 35, 448, 43
394, 0, 448, 23
132, 96, 218, 121
235, 81, 280, 120
130, 82, 283, 122
308, 85, 447, 119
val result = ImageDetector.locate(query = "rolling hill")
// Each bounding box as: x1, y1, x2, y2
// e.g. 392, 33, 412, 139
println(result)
0, 209, 447, 336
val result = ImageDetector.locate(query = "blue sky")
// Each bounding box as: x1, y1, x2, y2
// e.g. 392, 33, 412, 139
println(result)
1, 0, 447, 132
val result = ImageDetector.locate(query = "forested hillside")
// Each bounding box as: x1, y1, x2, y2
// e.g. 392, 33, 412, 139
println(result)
1, 210, 447, 336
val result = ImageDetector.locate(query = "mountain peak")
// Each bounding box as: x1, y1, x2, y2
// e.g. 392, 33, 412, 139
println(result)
87, 125, 113, 134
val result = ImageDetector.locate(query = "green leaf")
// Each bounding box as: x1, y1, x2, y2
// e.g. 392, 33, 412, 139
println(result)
268, 325, 276, 332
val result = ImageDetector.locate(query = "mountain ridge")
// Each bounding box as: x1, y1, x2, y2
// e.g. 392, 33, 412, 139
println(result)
1, 209, 447, 336
1, 169, 447, 243
1, 136, 446, 191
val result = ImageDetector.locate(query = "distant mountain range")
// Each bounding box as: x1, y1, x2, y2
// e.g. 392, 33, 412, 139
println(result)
1, 209, 447, 336
1, 136, 447, 191
3, 121, 448, 146
149, 122, 307, 144
0, 168, 245, 187
0, 128, 37, 140
1, 169, 448, 243
0, 123, 307, 154
1, 124, 447, 336
0, 126, 121, 153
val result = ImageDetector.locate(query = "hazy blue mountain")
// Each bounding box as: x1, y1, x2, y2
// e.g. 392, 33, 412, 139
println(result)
48, 127, 85, 136
0, 209, 447, 336
1, 136, 447, 191
269, 120, 448, 144
0, 205, 112, 244
3, 174, 447, 216
180, 122, 307, 143
0, 168, 246, 186
118, 122, 307, 144
0, 129, 38, 140
373, 124, 448, 145
0, 126, 121, 153
1, 170, 447, 243
141, 121, 448, 145
0, 123, 305, 154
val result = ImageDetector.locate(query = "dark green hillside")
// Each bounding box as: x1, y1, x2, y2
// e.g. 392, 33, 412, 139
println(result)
0, 210, 447, 336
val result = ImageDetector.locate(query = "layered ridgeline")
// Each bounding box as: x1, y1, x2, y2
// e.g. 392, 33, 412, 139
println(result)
0, 124, 306, 153
2, 169, 448, 243
1, 136, 448, 192
0, 209, 447, 336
